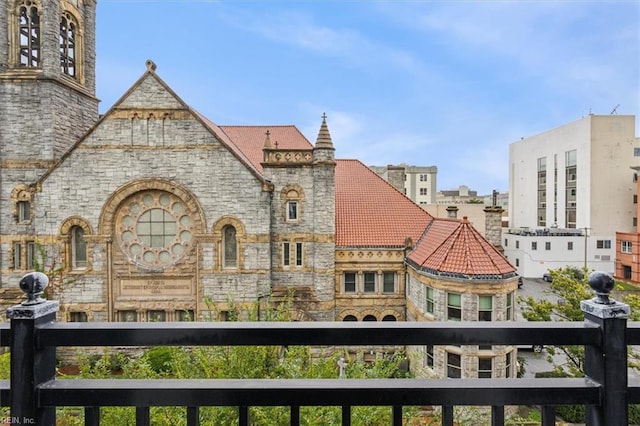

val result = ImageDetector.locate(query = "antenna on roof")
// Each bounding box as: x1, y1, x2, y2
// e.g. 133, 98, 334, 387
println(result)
610, 104, 619, 115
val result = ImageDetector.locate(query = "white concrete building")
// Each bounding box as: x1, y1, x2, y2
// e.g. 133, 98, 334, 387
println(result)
504, 114, 639, 278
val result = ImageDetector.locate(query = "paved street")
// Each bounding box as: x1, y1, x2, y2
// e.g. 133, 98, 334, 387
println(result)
515, 278, 562, 378
515, 277, 640, 379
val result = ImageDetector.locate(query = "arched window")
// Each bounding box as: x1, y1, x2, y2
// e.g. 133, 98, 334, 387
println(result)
71, 225, 87, 269
363, 315, 377, 322
342, 315, 357, 322
382, 315, 397, 321
18, 1, 40, 67
223, 225, 237, 268
59, 11, 77, 77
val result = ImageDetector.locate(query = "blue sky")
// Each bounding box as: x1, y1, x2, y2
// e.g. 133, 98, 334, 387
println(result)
96, 1, 639, 195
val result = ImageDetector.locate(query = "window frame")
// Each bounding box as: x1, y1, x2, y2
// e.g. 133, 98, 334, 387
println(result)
363, 272, 376, 293
622, 241, 632, 254
446, 351, 461, 378
18, 1, 41, 68
71, 226, 87, 269
343, 272, 357, 293
426, 287, 434, 314
447, 292, 462, 321
286, 200, 299, 222
382, 272, 396, 293
17, 200, 30, 222
478, 357, 492, 379
282, 242, 290, 267
478, 295, 492, 321
222, 225, 238, 269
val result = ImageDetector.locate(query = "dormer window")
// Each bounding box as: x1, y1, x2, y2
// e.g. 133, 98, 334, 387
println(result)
18, 1, 40, 67
60, 11, 77, 77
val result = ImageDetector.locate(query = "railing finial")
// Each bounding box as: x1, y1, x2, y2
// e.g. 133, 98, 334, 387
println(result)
18, 271, 49, 305
587, 271, 615, 305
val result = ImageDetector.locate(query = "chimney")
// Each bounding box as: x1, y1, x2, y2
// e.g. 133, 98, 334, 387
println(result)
385, 165, 405, 192
446, 205, 459, 219
484, 192, 504, 253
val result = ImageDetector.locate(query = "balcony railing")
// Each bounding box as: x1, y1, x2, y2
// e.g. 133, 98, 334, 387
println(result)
0, 272, 638, 425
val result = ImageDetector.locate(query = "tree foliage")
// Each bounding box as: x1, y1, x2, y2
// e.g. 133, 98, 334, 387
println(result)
519, 266, 640, 376
47, 297, 415, 425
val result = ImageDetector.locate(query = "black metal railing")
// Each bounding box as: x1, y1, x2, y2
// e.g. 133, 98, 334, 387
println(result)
1, 271, 638, 425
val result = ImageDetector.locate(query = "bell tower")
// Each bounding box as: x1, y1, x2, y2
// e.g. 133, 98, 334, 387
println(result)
0, 0, 99, 163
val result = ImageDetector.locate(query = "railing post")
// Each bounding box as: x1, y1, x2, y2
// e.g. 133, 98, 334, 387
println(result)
7, 272, 59, 426
581, 271, 629, 426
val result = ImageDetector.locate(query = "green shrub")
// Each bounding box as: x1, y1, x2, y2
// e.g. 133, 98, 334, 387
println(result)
144, 346, 174, 373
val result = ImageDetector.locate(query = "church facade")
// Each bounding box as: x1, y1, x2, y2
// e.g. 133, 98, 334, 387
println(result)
1, 0, 520, 379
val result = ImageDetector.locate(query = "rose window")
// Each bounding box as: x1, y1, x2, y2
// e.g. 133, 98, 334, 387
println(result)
117, 192, 193, 268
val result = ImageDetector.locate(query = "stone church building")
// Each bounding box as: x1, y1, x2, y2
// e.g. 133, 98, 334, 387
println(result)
1, 0, 519, 379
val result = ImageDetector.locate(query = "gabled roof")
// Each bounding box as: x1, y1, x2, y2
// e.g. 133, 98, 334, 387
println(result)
408, 216, 516, 278
219, 125, 313, 174
335, 159, 434, 247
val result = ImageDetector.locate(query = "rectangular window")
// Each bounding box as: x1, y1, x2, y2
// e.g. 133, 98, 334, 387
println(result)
426, 287, 434, 314
478, 295, 492, 321
596, 240, 612, 249
568, 241, 574, 250
515, 258, 520, 267
545, 242, 551, 251
287, 201, 298, 221
531, 242, 537, 250
344, 273, 356, 293
119, 311, 137, 322
478, 357, 492, 379
175, 310, 194, 321
420, 174, 428, 181
515, 241, 519, 249
506, 293, 513, 320
623, 265, 632, 280
69, 312, 87, 322
13, 242, 22, 269
425, 345, 434, 368
505, 352, 512, 378
295, 242, 303, 267
363, 272, 376, 293
26, 241, 36, 269
635, 195, 638, 204
447, 293, 462, 321
382, 272, 395, 293
447, 352, 461, 378
622, 241, 632, 254
17, 201, 30, 222
283, 242, 290, 266
634, 147, 640, 157
565, 149, 577, 167
147, 310, 166, 322
419, 188, 428, 196
504, 239, 508, 247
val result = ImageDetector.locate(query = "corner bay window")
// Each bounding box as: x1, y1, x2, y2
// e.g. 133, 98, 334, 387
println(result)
447, 293, 461, 321
478, 295, 492, 321
426, 287, 434, 314
447, 352, 461, 378
478, 358, 492, 379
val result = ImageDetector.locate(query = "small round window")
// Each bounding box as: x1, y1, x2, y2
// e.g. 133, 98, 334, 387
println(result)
116, 191, 193, 268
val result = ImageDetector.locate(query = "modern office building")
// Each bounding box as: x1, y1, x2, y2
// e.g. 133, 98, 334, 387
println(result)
505, 115, 639, 278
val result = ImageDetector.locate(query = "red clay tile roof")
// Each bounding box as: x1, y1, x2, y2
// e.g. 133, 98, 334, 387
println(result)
408, 217, 516, 278
336, 159, 434, 247
219, 125, 313, 174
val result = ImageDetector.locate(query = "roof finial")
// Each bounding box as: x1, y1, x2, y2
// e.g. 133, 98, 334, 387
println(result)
145, 59, 157, 72
263, 130, 272, 149
315, 112, 334, 149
